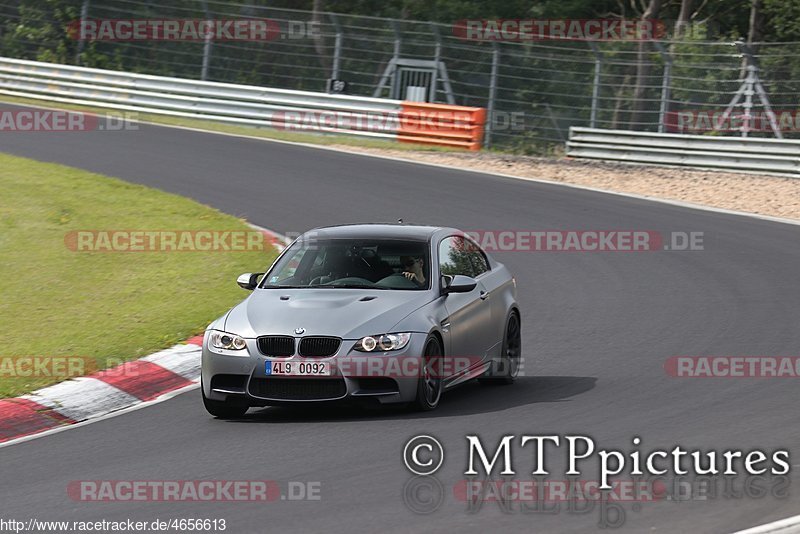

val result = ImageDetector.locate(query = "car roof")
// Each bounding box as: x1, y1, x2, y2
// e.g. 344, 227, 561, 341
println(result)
308, 223, 448, 241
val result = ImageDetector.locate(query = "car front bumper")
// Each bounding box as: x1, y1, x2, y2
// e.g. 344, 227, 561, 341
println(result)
200, 332, 430, 406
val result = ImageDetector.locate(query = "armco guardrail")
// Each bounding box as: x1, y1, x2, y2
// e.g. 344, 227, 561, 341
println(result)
566, 127, 800, 176
0, 57, 485, 150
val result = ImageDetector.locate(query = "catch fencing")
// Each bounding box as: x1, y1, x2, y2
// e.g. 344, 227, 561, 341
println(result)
2, 2, 800, 152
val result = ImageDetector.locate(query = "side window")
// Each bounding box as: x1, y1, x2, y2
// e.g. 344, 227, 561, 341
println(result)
439, 236, 475, 277
465, 238, 490, 276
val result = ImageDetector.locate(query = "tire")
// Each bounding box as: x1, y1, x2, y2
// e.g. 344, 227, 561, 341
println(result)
202, 381, 249, 418
479, 312, 521, 386
413, 335, 444, 411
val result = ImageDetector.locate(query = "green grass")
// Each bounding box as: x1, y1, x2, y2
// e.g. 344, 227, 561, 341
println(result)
0, 95, 459, 152
0, 153, 277, 398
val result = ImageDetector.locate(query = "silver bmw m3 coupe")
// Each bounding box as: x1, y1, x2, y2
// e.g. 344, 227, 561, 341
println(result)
201, 223, 521, 417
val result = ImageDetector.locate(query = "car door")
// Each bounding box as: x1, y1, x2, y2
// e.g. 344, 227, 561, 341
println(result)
438, 236, 493, 378
462, 237, 506, 359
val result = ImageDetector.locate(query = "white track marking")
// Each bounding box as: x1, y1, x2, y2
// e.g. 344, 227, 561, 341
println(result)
730, 515, 800, 534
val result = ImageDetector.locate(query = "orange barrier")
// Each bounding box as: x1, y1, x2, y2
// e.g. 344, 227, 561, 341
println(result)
398, 102, 486, 151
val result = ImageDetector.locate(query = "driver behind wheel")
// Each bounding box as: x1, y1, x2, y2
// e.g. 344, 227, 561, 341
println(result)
400, 255, 426, 286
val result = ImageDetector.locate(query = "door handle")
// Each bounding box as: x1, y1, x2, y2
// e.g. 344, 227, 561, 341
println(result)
479, 290, 489, 300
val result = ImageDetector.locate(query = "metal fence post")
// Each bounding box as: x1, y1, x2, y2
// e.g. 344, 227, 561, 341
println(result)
431, 23, 442, 102
330, 14, 343, 81
200, 0, 212, 81
484, 43, 500, 148
386, 19, 402, 99
653, 41, 672, 133
430, 23, 456, 104
431, 23, 442, 67
588, 42, 601, 129
391, 20, 401, 63
74, 0, 90, 64
741, 65, 754, 138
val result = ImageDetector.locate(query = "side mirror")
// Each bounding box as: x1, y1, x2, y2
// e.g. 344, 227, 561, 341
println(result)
237, 272, 264, 290
441, 274, 477, 294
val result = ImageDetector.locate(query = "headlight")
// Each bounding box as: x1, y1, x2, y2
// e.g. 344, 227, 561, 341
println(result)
354, 333, 412, 352
209, 330, 247, 350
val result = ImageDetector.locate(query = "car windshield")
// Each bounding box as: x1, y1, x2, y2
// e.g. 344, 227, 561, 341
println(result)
261, 238, 431, 290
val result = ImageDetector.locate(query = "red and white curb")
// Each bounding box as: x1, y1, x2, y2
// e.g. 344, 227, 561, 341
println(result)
0, 337, 203, 444
0, 225, 289, 446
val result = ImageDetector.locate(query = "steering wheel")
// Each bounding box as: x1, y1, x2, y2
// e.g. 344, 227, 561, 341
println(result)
327, 277, 374, 286
375, 273, 419, 288
309, 275, 332, 286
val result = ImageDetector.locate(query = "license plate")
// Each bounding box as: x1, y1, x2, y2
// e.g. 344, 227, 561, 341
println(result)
265, 361, 331, 376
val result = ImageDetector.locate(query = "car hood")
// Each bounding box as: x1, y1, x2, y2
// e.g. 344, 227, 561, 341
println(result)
223, 289, 434, 339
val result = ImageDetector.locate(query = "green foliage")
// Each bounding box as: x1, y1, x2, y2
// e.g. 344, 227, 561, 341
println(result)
0, 0, 82, 62
763, 0, 800, 41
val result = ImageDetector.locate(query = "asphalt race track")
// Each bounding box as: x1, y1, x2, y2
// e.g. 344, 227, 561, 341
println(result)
2, 106, 799, 533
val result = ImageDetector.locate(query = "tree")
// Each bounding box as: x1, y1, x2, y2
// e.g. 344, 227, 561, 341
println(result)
747, 0, 764, 44
628, 0, 662, 129
675, 0, 694, 38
